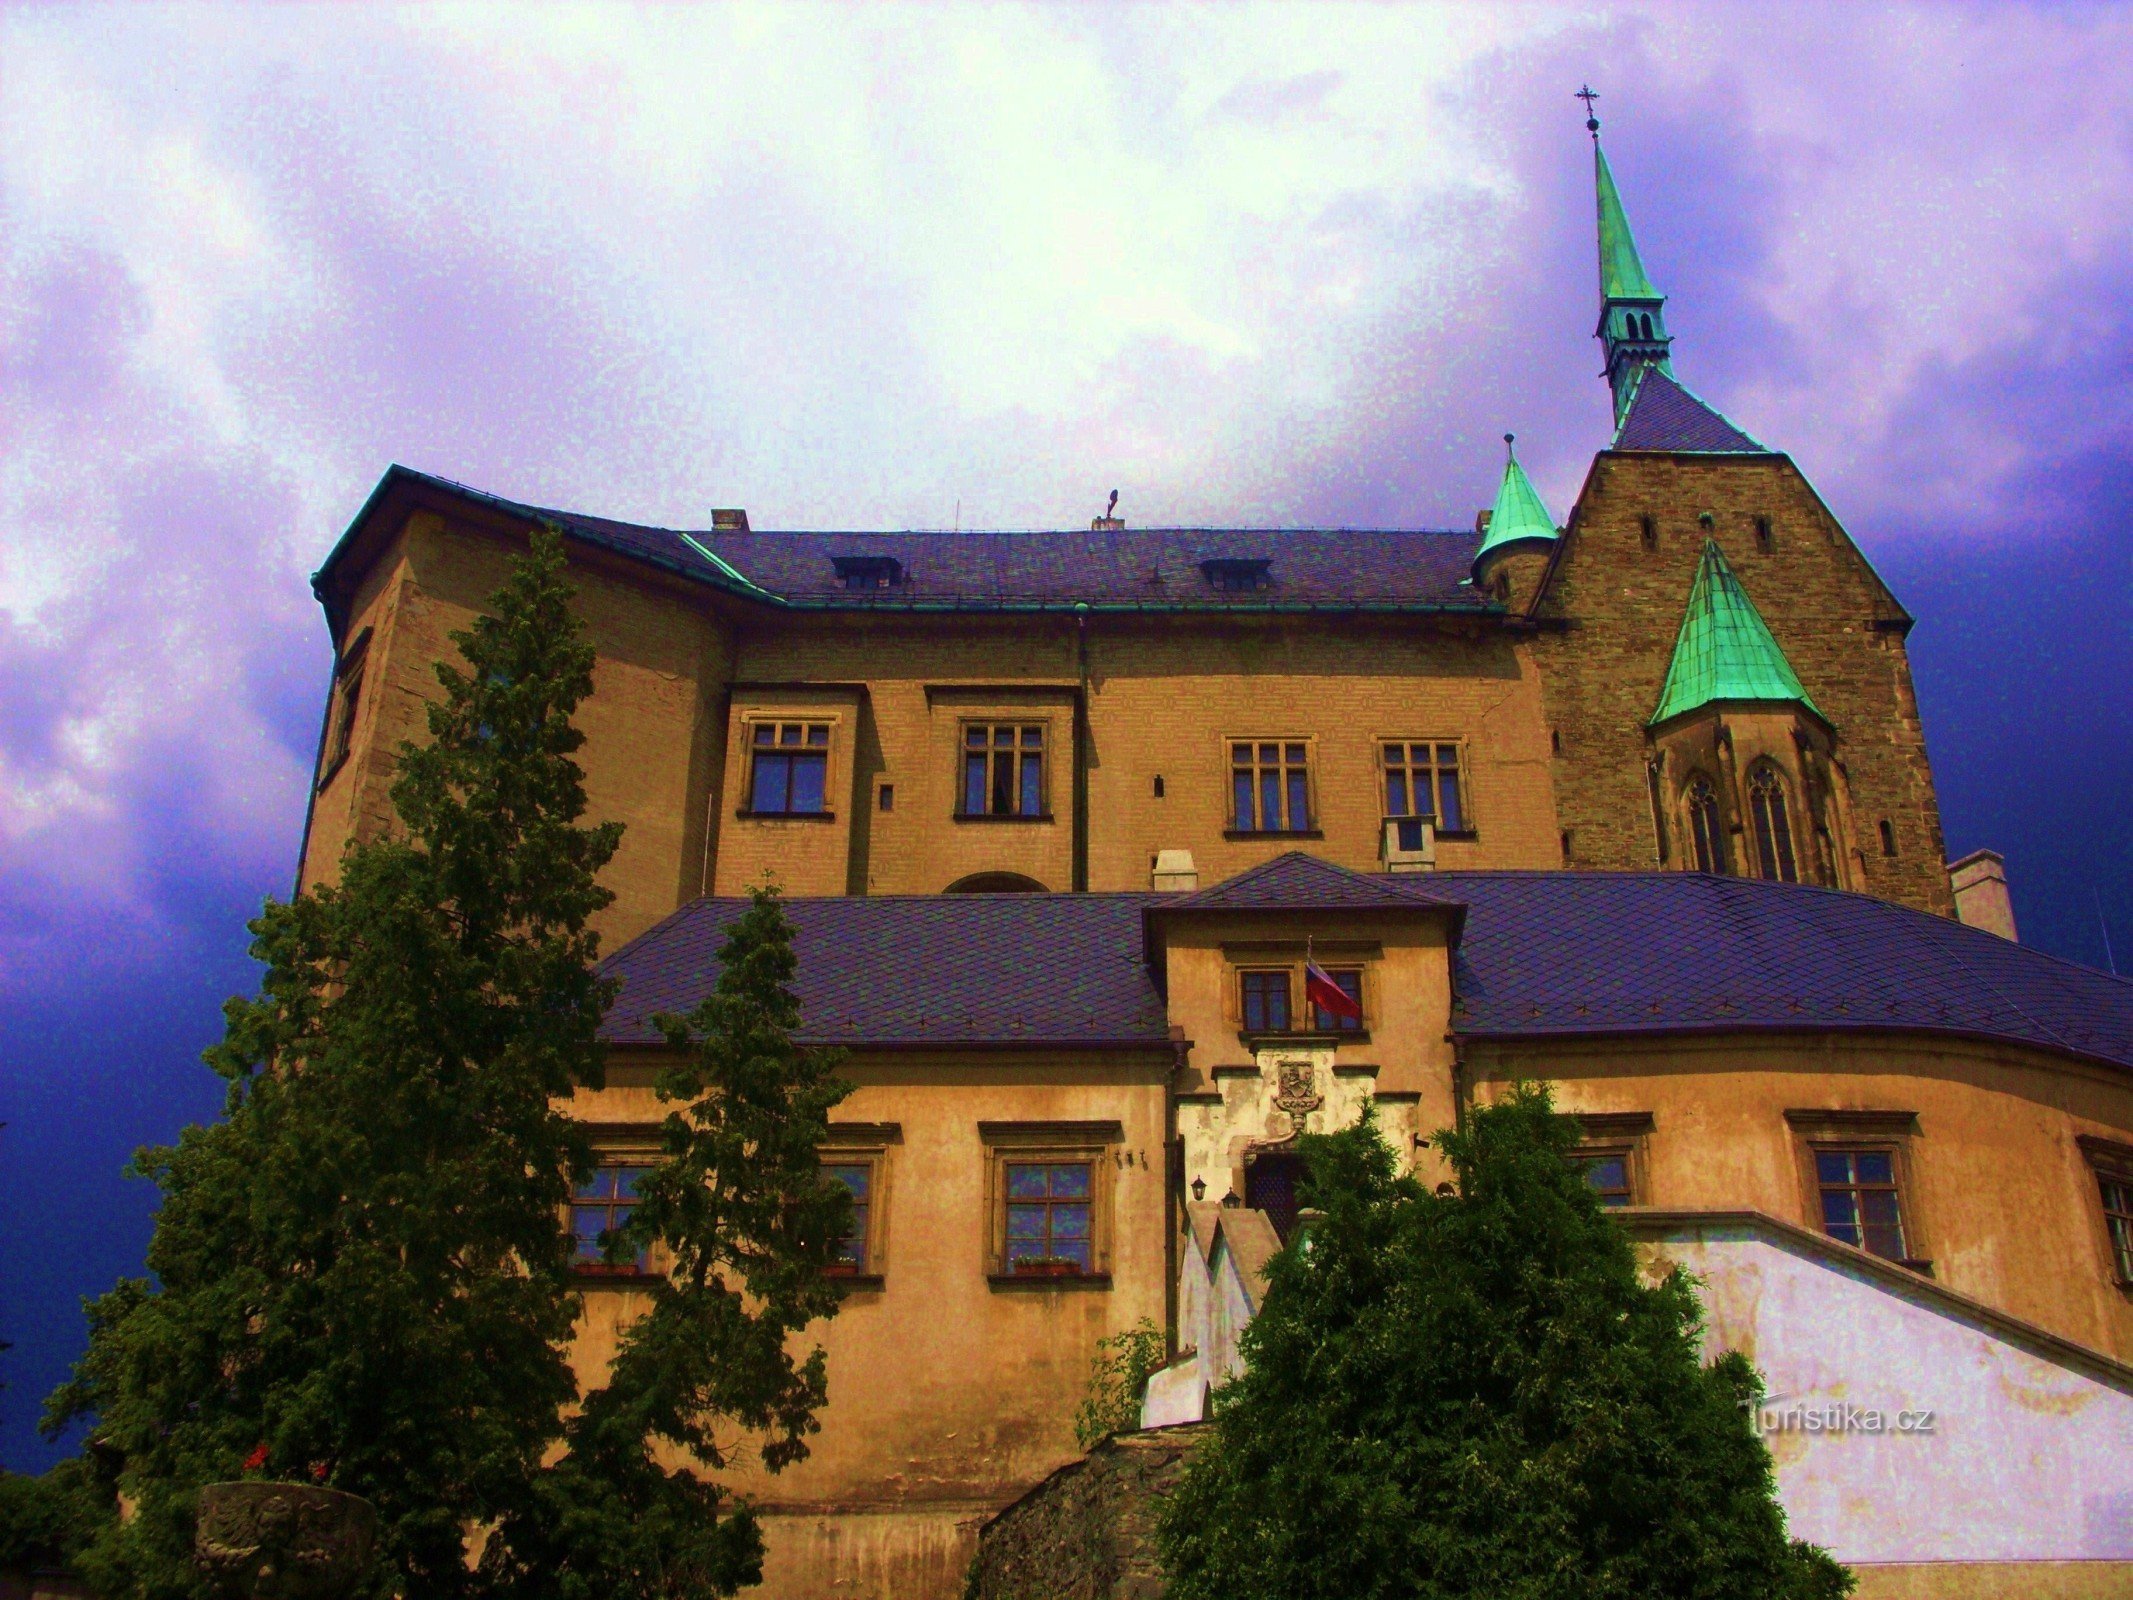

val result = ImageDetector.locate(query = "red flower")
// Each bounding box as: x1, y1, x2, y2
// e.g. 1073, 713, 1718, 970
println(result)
310, 1461, 329, 1483
243, 1443, 269, 1472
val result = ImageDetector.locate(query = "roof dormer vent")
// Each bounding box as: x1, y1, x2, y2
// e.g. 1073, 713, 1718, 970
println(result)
832, 555, 904, 592
1200, 558, 1272, 593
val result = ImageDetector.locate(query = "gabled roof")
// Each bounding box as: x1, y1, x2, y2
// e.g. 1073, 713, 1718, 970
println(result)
1595, 141, 1661, 302
1651, 539, 1822, 726
313, 465, 1496, 624
1472, 439, 1559, 574
1610, 366, 1768, 454
1158, 851, 1461, 915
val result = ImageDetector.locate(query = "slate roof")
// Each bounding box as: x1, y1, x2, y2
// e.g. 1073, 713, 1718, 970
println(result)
1439, 871, 2133, 1068
599, 893, 1171, 1049
599, 862, 2133, 1075
1650, 539, 1822, 726
1159, 851, 1460, 914
317, 466, 1494, 618
1611, 366, 1768, 454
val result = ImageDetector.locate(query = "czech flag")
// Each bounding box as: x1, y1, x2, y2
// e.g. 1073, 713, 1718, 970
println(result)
1304, 960, 1361, 1023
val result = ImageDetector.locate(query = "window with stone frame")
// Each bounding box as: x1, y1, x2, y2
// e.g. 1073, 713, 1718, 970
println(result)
2079, 1136, 2133, 1286
1239, 969, 1291, 1033
1231, 740, 1312, 833
1787, 1110, 1926, 1271
819, 1125, 896, 1283
1685, 772, 1727, 874
748, 721, 832, 814
571, 1147, 657, 1277
1571, 1112, 1652, 1208
1747, 764, 1800, 883
982, 1121, 1118, 1283
1382, 741, 1467, 834
961, 722, 1047, 817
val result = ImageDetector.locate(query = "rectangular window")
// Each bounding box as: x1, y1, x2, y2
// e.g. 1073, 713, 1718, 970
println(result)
824, 1161, 873, 1275
1240, 970, 1291, 1033
962, 723, 1046, 817
573, 1161, 653, 1274
1004, 1161, 1094, 1274
2102, 1173, 2133, 1284
1383, 741, 1465, 832
1815, 1148, 1906, 1260
749, 722, 831, 814
1310, 968, 1364, 1033
1575, 1150, 1635, 1208
1232, 741, 1310, 832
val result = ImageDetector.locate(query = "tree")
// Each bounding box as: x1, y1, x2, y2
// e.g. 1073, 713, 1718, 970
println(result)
477, 887, 855, 1599
1156, 1089, 1852, 1600
43, 533, 848, 1595
1073, 1320, 1166, 1452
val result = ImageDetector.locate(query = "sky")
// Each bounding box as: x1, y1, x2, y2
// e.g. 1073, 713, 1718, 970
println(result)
5, 2, 2133, 1469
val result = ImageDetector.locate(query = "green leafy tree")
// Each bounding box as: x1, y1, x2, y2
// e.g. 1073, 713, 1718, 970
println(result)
0, 1460, 112, 1581
1157, 1089, 1852, 1600
1073, 1319, 1166, 1451
478, 886, 856, 1598
48, 531, 622, 1599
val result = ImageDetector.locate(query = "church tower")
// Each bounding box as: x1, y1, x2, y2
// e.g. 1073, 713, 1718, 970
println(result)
1586, 93, 1674, 424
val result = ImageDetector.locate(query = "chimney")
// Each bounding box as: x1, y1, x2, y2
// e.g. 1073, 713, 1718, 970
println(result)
1474, 508, 1493, 534
1151, 849, 1198, 892
712, 509, 749, 531
1093, 488, 1124, 531
1948, 849, 2018, 941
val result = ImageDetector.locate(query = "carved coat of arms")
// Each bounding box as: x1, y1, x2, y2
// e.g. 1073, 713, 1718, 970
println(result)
1273, 1060, 1322, 1117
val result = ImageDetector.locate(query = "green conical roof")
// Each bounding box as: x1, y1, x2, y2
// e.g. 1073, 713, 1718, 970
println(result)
1595, 141, 1660, 302
1650, 540, 1822, 726
1473, 436, 1558, 574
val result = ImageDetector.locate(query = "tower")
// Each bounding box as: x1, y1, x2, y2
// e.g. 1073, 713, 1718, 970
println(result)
1470, 432, 1559, 611
1586, 99, 1673, 424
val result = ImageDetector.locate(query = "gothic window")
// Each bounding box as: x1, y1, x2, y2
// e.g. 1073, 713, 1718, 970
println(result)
1685, 774, 1726, 874
1748, 765, 1799, 883
1382, 742, 1465, 832
962, 723, 1046, 817
749, 722, 831, 814
1232, 741, 1312, 833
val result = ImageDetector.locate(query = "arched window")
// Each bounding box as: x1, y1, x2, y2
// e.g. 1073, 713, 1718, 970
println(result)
1685, 775, 1726, 874
1748, 766, 1799, 883
1638, 312, 1654, 340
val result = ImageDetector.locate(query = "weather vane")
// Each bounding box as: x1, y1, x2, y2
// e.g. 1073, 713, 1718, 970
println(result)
1576, 84, 1600, 136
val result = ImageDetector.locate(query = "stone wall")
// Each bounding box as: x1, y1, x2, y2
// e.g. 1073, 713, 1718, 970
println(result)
965, 1425, 1207, 1600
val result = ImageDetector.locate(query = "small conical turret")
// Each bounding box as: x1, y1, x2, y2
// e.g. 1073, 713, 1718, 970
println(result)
1472, 433, 1559, 584
1584, 94, 1673, 423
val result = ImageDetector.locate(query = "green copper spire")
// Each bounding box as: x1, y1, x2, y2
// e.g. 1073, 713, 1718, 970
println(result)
1651, 540, 1823, 726
1472, 433, 1558, 579
1582, 93, 1674, 423
1595, 141, 1659, 301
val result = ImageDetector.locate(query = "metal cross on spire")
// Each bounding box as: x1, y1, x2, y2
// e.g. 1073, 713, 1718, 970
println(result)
1576, 84, 1601, 136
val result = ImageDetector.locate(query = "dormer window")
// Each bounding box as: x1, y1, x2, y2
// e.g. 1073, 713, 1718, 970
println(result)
833, 556, 904, 591
1201, 558, 1271, 593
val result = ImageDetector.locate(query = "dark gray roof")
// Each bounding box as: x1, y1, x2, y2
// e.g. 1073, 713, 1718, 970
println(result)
1440, 870, 2133, 1067
316, 466, 1493, 617
600, 862, 2133, 1073
1611, 367, 1769, 454
600, 893, 1171, 1049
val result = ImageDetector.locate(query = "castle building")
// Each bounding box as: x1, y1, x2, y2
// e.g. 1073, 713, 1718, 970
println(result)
300, 125, 2133, 1598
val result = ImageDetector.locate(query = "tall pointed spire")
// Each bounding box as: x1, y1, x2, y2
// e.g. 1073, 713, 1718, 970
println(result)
1581, 89, 1673, 424
1651, 540, 1822, 727
1472, 433, 1558, 580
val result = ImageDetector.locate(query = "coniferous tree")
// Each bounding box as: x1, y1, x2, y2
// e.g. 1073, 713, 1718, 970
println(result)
481, 888, 855, 1599
49, 531, 620, 1599
1157, 1089, 1852, 1600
